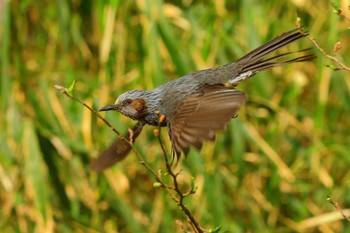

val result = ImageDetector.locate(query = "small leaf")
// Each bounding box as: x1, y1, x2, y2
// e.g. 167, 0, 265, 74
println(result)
295, 16, 301, 27
325, 64, 336, 71
333, 41, 342, 53
67, 80, 76, 94
190, 177, 197, 193
209, 226, 222, 233
153, 182, 162, 188
327, 196, 332, 203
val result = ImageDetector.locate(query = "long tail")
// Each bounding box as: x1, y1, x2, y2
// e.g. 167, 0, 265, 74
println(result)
227, 28, 317, 84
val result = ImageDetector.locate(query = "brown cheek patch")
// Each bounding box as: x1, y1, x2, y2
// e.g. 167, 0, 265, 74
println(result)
131, 99, 147, 113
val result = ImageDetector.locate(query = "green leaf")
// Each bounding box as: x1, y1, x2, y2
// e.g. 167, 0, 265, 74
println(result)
67, 80, 76, 94
190, 176, 197, 193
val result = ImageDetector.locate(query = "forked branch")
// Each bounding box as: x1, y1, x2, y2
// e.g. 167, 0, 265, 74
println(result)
55, 84, 206, 233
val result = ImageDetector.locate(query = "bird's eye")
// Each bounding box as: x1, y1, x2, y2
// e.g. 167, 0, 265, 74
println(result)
125, 99, 132, 104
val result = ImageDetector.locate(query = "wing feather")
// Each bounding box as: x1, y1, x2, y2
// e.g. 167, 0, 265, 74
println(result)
168, 84, 247, 159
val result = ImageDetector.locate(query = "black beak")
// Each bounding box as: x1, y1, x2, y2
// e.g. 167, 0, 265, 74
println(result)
99, 104, 117, 112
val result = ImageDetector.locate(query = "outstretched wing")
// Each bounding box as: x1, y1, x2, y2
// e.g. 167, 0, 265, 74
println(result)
90, 121, 144, 171
168, 84, 247, 159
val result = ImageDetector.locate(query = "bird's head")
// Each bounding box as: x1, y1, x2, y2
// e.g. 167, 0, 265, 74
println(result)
99, 90, 148, 121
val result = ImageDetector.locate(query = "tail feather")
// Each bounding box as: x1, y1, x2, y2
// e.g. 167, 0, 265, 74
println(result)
238, 28, 304, 63
228, 28, 316, 84
242, 48, 316, 73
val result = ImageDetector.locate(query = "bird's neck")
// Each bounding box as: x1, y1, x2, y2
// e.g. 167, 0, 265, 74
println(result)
141, 89, 164, 126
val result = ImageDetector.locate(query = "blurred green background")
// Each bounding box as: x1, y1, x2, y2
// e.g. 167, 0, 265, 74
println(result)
1, 0, 350, 232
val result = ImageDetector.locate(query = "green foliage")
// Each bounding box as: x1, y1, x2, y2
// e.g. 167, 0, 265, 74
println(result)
1, 0, 350, 232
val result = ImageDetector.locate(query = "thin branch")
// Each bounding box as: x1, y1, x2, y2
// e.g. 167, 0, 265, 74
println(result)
340, 11, 350, 24
327, 196, 350, 222
306, 35, 350, 72
156, 116, 204, 233
335, 7, 350, 24
54, 85, 160, 181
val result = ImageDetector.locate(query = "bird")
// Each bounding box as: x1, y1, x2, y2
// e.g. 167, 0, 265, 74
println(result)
91, 28, 316, 171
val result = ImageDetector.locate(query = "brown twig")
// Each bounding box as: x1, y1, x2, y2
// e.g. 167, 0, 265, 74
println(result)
327, 196, 350, 222
156, 115, 204, 233
54, 85, 160, 181
340, 12, 350, 24
306, 35, 350, 72
330, 1, 350, 24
